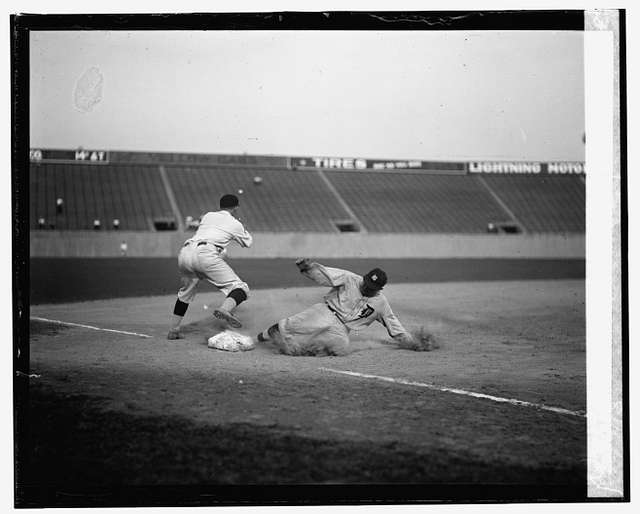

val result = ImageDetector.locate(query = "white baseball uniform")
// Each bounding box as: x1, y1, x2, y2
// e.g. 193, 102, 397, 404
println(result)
176, 210, 252, 303
277, 262, 410, 353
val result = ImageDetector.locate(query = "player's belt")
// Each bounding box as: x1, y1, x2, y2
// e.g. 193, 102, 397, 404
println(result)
325, 303, 346, 324
192, 241, 224, 252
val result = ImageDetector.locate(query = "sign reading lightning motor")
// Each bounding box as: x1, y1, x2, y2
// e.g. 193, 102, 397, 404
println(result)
468, 161, 585, 175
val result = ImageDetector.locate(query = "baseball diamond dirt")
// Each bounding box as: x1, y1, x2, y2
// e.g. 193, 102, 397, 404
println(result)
17, 258, 586, 506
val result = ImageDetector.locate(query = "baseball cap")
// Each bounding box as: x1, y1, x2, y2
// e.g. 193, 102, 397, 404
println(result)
220, 194, 239, 209
363, 268, 387, 290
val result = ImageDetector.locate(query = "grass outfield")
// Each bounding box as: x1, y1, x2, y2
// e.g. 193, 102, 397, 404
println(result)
19, 273, 586, 506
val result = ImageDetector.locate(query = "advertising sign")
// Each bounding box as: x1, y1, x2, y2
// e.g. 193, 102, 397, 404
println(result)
30, 148, 109, 164
291, 156, 466, 172
468, 161, 585, 175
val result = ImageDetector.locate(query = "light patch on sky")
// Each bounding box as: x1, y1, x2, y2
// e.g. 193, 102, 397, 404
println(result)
30, 30, 585, 161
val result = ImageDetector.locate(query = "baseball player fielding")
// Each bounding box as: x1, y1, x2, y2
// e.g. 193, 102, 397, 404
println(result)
167, 194, 253, 340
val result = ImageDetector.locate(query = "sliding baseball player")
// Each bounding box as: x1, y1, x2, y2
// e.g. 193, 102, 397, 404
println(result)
256, 259, 436, 355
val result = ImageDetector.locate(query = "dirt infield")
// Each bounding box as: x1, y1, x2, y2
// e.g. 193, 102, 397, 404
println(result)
18, 276, 586, 506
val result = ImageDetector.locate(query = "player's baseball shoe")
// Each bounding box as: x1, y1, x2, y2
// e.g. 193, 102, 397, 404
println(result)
213, 308, 242, 328
167, 328, 184, 340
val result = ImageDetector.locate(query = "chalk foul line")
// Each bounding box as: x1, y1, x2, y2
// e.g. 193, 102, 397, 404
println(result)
16, 371, 41, 379
30, 316, 152, 339
320, 368, 586, 418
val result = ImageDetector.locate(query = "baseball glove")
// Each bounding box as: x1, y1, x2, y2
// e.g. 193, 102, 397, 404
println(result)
397, 326, 439, 352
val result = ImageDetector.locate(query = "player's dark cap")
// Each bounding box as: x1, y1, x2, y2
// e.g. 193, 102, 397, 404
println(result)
363, 268, 387, 290
220, 194, 239, 209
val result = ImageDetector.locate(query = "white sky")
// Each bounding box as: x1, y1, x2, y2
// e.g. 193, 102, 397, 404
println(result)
30, 29, 585, 161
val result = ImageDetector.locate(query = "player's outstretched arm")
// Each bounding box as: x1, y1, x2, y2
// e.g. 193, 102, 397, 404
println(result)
380, 302, 439, 352
295, 258, 312, 272
294, 259, 349, 287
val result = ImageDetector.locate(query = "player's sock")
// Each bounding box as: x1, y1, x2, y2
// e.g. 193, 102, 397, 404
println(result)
219, 296, 237, 313
170, 314, 183, 330
172, 299, 189, 324
267, 323, 280, 338
224, 288, 248, 312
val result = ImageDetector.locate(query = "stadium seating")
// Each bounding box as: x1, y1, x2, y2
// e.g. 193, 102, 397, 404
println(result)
325, 171, 510, 233
29, 163, 174, 230
482, 175, 585, 233
29, 159, 585, 234
166, 166, 351, 232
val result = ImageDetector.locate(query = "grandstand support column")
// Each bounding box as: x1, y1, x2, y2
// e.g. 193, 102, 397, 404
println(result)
316, 169, 368, 234
474, 175, 528, 234
158, 165, 185, 232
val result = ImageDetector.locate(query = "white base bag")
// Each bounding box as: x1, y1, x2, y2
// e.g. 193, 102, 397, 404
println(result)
207, 330, 255, 352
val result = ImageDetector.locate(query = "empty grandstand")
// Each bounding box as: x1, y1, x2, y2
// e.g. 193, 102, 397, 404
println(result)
30, 162, 174, 231
481, 175, 585, 233
29, 150, 585, 235
165, 166, 351, 232
325, 171, 511, 233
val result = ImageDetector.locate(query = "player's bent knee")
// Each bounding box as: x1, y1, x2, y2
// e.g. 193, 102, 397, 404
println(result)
228, 287, 248, 306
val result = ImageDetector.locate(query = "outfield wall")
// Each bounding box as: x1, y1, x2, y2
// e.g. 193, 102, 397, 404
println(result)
29, 231, 585, 259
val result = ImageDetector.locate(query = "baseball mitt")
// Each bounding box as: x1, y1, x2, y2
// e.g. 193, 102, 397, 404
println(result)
398, 326, 439, 352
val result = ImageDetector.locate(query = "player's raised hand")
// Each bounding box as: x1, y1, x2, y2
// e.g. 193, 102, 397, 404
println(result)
295, 258, 312, 272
